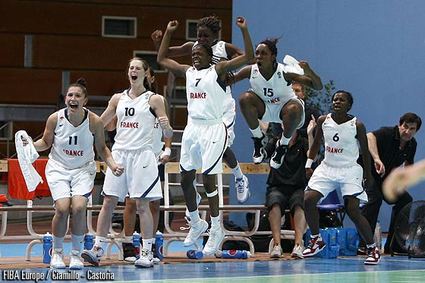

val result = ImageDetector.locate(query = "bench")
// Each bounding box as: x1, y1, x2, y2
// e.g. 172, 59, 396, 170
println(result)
0, 159, 296, 259
162, 162, 295, 255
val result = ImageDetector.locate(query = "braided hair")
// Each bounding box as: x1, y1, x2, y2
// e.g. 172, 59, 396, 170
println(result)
197, 15, 221, 35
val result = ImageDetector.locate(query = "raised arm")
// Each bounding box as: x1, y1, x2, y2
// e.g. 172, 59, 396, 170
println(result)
231, 65, 252, 85
305, 115, 325, 178
157, 21, 190, 78
225, 42, 244, 59
33, 113, 57, 152
285, 61, 323, 90
151, 29, 194, 57
357, 120, 373, 187
90, 112, 123, 176
307, 115, 325, 160
215, 17, 254, 77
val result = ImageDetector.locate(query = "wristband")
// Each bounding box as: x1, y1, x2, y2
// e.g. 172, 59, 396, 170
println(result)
163, 147, 171, 156
305, 158, 314, 169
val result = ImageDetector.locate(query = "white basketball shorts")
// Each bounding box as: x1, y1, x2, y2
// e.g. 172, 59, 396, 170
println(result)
180, 120, 227, 175
45, 159, 96, 201
102, 148, 162, 202
307, 162, 368, 203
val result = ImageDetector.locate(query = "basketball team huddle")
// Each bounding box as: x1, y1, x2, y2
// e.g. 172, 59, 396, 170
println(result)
20, 15, 423, 270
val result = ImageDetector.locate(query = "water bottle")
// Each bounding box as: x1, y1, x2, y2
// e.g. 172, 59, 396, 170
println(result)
42, 232, 53, 264
216, 250, 251, 259
132, 232, 141, 255
374, 221, 382, 253
155, 231, 164, 260
186, 249, 203, 259
84, 233, 94, 250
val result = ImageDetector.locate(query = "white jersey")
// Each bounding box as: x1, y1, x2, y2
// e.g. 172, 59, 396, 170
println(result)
113, 89, 156, 151
194, 40, 228, 64
249, 63, 296, 105
194, 41, 234, 123
49, 108, 94, 170
185, 65, 226, 121
322, 114, 360, 167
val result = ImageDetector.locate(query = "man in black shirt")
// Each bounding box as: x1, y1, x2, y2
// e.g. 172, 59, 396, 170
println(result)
361, 112, 422, 253
266, 127, 312, 259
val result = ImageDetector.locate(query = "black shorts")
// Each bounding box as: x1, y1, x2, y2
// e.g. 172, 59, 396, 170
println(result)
158, 163, 165, 182
266, 185, 304, 213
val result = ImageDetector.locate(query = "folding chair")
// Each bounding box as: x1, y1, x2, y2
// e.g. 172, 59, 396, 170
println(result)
317, 190, 346, 227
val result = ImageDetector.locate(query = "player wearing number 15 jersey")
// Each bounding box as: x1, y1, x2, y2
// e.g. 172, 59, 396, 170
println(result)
235, 38, 322, 170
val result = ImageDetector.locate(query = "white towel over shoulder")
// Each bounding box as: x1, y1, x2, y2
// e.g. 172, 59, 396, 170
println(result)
15, 130, 43, 192
282, 55, 304, 75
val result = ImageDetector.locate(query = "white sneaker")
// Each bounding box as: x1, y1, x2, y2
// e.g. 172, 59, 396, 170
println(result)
235, 175, 250, 203
50, 248, 66, 269
183, 219, 208, 247
81, 246, 104, 267
291, 244, 304, 259
152, 257, 161, 264
203, 226, 225, 255
270, 245, 282, 258
69, 250, 84, 270
185, 191, 202, 220
135, 249, 154, 268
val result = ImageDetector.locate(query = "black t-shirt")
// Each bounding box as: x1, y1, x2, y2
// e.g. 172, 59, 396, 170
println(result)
372, 126, 417, 183
266, 134, 308, 188
299, 103, 321, 139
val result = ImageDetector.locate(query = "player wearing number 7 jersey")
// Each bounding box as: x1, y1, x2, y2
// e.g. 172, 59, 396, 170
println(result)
157, 17, 253, 255
302, 90, 381, 265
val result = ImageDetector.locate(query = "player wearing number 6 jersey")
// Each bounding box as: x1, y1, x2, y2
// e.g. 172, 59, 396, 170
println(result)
302, 90, 381, 265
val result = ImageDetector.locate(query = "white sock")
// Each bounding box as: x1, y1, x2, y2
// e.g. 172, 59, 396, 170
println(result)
366, 243, 377, 249
53, 236, 64, 250
210, 215, 220, 229
94, 236, 108, 251
279, 135, 291, 146
189, 210, 201, 223
232, 163, 243, 179
123, 236, 132, 244
249, 126, 263, 138
142, 239, 153, 252
71, 234, 84, 253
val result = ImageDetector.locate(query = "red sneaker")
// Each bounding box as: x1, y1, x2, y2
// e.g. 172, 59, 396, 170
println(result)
302, 236, 326, 257
364, 247, 381, 265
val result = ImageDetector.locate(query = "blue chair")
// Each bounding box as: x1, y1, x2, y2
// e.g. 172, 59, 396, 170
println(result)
317, 190, 346, 226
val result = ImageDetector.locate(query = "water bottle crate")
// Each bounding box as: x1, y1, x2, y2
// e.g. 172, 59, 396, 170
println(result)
304, 227, 359, 258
